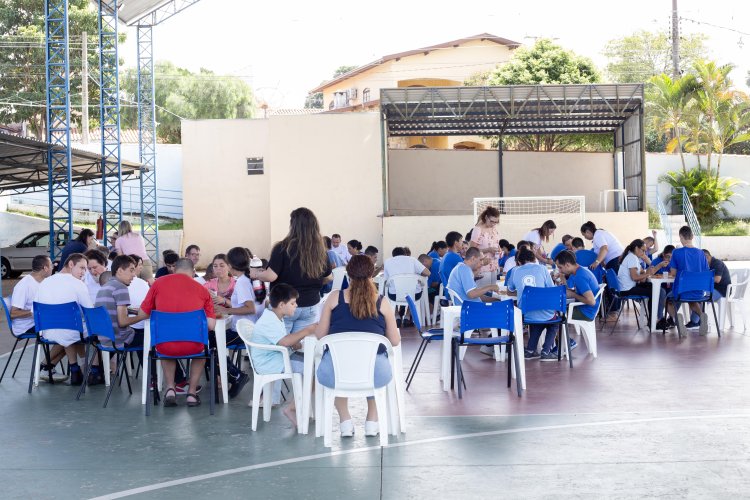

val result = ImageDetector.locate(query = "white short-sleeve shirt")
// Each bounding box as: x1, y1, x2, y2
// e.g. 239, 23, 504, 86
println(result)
230, 274, 256, 330
617, 252, 642, 291
127, 276, 150, 329
10, 274, 42, 335
383, 255, 427, 294
35, 273, 93, 346
523, 230, 543, 249
592, 230, 624, 264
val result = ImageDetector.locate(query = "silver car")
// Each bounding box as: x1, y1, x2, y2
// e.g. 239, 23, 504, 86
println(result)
1, 230, 80, 279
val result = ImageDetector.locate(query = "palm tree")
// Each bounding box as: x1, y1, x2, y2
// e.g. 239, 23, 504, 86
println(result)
692, 60, 737, 174
647, 73, 698, 171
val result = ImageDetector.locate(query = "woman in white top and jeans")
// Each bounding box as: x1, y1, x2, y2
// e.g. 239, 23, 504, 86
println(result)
523, 220, 556, 266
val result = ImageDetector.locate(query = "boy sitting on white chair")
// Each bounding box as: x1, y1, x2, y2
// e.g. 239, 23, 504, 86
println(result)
250, 283, 316, 425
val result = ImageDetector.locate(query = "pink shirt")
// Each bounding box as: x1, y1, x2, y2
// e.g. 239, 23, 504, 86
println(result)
204, 277, 236, 299
114, 232, 148, 259
470, 225, 499, 273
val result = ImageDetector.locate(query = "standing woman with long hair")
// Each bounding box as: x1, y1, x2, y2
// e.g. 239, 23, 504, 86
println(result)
249, 207, 332, 333
469, 206, 501, 287
114, 220, 153, 282
57, 228, 96, 271
523, 220, 556, 265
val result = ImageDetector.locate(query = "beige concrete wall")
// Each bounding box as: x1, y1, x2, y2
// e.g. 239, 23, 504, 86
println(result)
182, 119, 271, 268
388, 149, 613, 215
267, 112, 384, 255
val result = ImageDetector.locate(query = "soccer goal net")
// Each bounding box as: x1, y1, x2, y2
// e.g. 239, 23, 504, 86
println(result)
473, 196, 586, 246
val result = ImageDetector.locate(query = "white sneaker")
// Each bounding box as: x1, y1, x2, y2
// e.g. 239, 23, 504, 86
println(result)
479, 345, 495, 358
364, 420, 379, 436
340, 419, 354, 437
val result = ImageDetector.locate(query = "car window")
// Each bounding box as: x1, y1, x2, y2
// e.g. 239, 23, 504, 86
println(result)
19, 233, 41, 247
56, 232, 68, 246
35, 234, 50, 248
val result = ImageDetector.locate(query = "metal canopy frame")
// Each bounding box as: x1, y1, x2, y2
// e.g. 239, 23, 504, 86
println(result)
380, 84, 646, 211
0, 132, 142, 196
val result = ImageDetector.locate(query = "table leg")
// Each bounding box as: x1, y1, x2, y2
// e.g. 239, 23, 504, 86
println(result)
441, 309, 453, 391
300, 338, 315, 434
650, 281, 660, 331
141, 323, 151, 405
215, 319, 229, 404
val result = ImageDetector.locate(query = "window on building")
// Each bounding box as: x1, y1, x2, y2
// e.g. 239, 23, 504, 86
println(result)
247, 157, 264, 175
362, 88, 371, 103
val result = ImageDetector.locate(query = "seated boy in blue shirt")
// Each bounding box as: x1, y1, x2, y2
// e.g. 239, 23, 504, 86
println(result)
251, 283, 316, 425
554, 249, 600, 322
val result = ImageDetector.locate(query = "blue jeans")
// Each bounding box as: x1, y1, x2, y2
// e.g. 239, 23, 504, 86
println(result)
283, 305, 318, 334
316, 351, 392, 399
527, 324, 558, 354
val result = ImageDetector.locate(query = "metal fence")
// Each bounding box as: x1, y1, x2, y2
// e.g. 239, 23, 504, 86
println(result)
681, 187, 702, 247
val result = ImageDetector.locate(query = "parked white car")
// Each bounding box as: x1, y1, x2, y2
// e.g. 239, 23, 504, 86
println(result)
1, 230, 80, 279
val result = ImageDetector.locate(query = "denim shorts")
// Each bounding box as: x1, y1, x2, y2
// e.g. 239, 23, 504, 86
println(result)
283, 305, 318, 334
316, 351, 392, 390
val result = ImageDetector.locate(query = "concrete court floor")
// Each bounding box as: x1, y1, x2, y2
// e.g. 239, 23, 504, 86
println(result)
1, 271, 750, 499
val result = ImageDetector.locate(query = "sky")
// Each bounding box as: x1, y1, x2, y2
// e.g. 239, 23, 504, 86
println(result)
118, 0, 750, 109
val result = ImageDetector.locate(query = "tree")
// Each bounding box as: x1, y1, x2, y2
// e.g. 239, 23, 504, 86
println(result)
466, 39, 608, 151
0, 0, 106, 139
332, 65, 357, 78
303, 65, 357, 109
603, 30, 708, 83
120, 62, 254, 143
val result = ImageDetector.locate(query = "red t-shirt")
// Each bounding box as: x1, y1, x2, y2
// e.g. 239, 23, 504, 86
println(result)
141, 273, 215, 355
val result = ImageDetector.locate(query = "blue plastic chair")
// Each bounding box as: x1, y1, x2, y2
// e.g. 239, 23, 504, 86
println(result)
0, 297, 38, 384
667, 271, 719, 337
145, 309, 216, 415
604, 268, 651, 333
31, 301, 87, 394
520, 285, 572, 367
453, 300, 522, 398
79, 306, 143, 407
404, 295, 447, 390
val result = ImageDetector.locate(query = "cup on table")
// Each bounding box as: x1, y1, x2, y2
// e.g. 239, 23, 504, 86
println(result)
662, 271, 669, 278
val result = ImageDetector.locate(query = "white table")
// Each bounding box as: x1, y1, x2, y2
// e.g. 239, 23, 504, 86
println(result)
440, 304, 526, 393
650, 276, 674, 331
299, 334, 317, 434
141, 316, 230, 405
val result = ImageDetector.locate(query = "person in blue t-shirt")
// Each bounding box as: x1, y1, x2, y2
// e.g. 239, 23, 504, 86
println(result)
506, 248, 558, 361
427, 241, 448, 261
418, 254, 442, 302
447, 247, 500, 303
549, 234, 574, 261
439, 231, 465, 286
651, 245, 674, 269
498, 240, 516, 270
668, 226, 709, 336
555, 250, 600, 322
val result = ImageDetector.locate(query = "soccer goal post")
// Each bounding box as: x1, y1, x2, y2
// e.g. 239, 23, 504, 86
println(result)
473, 196, 586, 246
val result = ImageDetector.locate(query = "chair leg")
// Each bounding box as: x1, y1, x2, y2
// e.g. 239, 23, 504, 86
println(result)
76, 348, 96, 401
512, 336, 523, 397
43, 344, 54, 384
450, 340, 455, 390
405, 338, 428, 390
251, 378, 263, 431
209, 351, 216, 416
565, 325, 573, 368
11, 338, 30, 379
122, 356, 133, 395
610, 302, 624, 335
103, 355, 121, 408
0, 337, 21, 383
711, 301, 720, 338
506, 342, 512, 388
632, 300, 641, 329
27, 340, 40, 394
455, 345, 464, 399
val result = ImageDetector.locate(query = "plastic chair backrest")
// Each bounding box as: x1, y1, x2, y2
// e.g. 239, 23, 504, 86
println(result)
460, 300, 514, 340
405, 295, 423, 333
32, 301, 83, 333
730, 269, 750, 300
575, 249, 597, 267
316, 332, 392, 391
386, 274, 420, 302
331, 267, 347, 290
605, 268, 621, 292
674, 271, 714, 299
81, 306, 116, 344
520, 285, 567, 317
446, 287, 463, 305
1, 296, 12, 329
149, 309, 209, 348
235, 319, 260, 373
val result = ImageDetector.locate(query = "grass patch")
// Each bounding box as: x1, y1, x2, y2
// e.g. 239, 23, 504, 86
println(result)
703, 219, 750, 236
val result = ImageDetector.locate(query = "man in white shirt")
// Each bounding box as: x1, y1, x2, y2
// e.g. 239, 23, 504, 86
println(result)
35, 252, 93, 385
331, 234, 350, 264
9, 255, 52, 336
83, 249, 108, 304
383, 247, 431, 326
185, 244, 206, 284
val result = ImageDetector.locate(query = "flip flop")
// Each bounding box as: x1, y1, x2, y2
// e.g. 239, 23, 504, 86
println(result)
186, 393, 201, 407
163, 387, 177, 407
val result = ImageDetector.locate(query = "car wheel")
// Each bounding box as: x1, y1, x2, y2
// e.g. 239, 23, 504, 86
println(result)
1, 257, 11, 279
8, 270, 22, 279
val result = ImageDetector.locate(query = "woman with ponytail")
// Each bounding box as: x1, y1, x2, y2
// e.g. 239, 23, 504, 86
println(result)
315, 254, 400, 438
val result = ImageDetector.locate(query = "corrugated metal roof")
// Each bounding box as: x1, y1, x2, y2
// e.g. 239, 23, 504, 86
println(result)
96, 0, 201, 26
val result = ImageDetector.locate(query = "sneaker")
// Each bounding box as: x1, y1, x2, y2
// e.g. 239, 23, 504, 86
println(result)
569, 338, 578, 351
39, 363, 57, 375
656, 318, 669, 330
228, 373, 250, 399
667, 316, 676, 329
87, 369, 105, 386
174, 381, 202, 395
685, 320, 700, 330
524, 349, 540, 360
676, 313, 687, 338
699, 313, 709, 336
479, 345, 495, 357
402, 319, 415, 328
340, 419, 354, 437
396, 318, 402, 328
540, 350, 558, 362
364, 420, 379, 436
69, 366, 83, 386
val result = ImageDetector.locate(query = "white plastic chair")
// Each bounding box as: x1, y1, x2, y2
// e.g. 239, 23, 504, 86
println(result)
313, 332, 391, 447
721, 269, 749, 332
385, 274, 421, 324
235, 319, 302, 431
431, 283, 445, 325
331, 267, 347, 291
445, 287, 463, 306
566, 283, 606, 358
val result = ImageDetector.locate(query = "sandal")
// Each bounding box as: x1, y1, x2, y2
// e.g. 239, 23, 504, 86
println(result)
186, 393, 201, 407
163, 387, 177, 407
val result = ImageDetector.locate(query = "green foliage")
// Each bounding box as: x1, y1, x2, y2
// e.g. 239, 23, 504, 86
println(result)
703, 219, 749, 236
659, 167, 747, 224
332, 65, 357, 78
120, 62, 254, 143
647, 205, 662, 229
304, 92, 323, 109
0, 0, 103, 138
603, 30, 708, 83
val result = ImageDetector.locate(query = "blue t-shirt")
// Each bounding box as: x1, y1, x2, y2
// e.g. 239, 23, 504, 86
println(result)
651, 255, 665, 268
428, 257, 441, 288
508, 263, 555, 322
249, 309, 288, 374
549, 243, 567, 261
669, 246, 708, 299
439, 251, 463, 286
567, 266, 600, 320
499, 248, 516, 268
428, 250, 440, 260
447, 262, 480, 303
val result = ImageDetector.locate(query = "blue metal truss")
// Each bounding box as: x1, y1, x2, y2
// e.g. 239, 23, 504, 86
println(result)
137, 25, 158, 265
98, 0, 122, 237
45, 0, 72, 261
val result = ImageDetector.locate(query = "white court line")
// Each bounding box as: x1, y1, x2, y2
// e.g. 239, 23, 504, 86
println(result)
412, 408, 750, 418
90, 412, 747, 500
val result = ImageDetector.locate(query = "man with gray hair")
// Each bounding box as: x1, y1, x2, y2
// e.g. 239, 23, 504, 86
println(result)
139, 257, 216, 407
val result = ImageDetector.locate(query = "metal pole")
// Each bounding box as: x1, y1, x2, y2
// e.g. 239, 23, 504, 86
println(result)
81, 32, 89, 144
497, 136, 504, 197
671, 0, 680, 78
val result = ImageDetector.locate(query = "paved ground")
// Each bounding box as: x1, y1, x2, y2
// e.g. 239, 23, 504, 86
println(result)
1, 263, 749, 499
